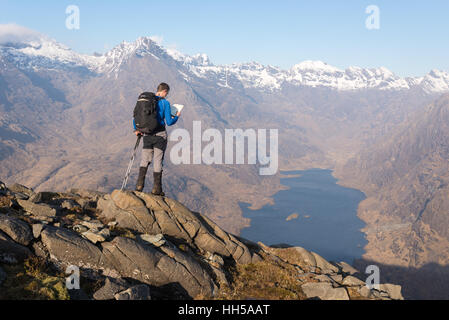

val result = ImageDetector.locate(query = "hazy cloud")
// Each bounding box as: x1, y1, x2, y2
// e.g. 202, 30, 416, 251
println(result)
0, 23, 42, 44
149, 35, 163, 45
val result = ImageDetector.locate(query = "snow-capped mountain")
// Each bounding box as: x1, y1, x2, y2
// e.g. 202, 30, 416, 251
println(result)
413, 69, 449, 93
0, 31, 101, 72
1, 29, 449, 94
188, 59, 449, 93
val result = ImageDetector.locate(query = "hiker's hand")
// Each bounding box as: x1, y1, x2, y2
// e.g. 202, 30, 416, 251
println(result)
134, 130, 142, 136
176, 111, 181, 117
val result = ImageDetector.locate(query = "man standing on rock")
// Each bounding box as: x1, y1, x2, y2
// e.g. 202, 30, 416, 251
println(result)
133, 83, 181, 196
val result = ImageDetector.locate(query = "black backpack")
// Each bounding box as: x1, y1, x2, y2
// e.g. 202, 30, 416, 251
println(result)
133, 92, 162, 134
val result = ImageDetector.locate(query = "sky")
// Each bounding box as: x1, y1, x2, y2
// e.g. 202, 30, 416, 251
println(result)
1, 0, 448, 77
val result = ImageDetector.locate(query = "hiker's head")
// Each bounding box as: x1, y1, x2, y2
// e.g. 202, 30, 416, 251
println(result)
156, 83, 170, 98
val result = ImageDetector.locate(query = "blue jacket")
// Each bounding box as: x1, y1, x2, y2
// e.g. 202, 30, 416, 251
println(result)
133, 97, 179, 130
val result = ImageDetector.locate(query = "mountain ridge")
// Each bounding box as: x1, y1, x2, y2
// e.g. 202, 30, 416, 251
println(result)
1, 27, 449, 93
334, 93, 449, 299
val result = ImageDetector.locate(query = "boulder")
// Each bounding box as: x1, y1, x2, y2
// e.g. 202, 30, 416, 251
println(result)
107, 221, 118, 228
0, 231, 33, 264
12, 193, 29, 200
204, 251, 225, 267
311, 252, 339, 273
329, 274, 343, 283
97, 192, 161, 235
379, 284, 403, 300
80, 220, 104, 231
31, 241, 49, 259
332, 261, 359, 275
8, 183, 34, 197
301, 282, 349, 300
101, 237, 215, 298
0, 215, 33, 245
359, 285, 374, 299
98, 228, 110, 238
32, 224, 45, 238
114, 284, 151, 300
158, 243, 217, 293
82, 230, 107, 244
16, 200, 57, 218
342, 275, 365, 287
209, 264, 229, 286
29, 192, 59, 204
61, 199, 81, 210
93, 277, 129, 300
163, 196, 252, 264
293, 247, 317, 268
40, 226, 104, 270
139, 233, 166, 247
73, 225, 89, 233
75, 199, 96, 210
261, 245, 322, 272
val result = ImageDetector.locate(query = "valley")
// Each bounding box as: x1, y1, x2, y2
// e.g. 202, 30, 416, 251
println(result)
1, 30, 449, 298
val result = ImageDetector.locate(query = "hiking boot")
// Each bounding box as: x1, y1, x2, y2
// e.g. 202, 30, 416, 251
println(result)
135, 166, 148, 192
151, 171, 165, 196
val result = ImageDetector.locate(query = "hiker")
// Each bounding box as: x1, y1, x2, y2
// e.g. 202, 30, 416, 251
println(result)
133, 83, 181, 196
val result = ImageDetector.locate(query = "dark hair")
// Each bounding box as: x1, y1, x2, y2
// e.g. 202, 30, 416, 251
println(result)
157, 82, 170, 93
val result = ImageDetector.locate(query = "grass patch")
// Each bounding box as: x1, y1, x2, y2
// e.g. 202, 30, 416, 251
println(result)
0, 257, 70, 300
212, 253, 306, 300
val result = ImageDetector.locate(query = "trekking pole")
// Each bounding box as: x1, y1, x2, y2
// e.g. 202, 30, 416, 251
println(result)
121, 135, 142, 191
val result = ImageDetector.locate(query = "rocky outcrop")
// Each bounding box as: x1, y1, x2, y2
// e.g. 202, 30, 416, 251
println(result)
98, 190, 254, 264
257, 244, 404, 300
0, 182, 404, 300
101, 236, 215, 298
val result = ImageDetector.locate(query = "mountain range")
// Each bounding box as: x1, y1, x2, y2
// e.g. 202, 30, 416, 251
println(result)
2, 33, 449, 93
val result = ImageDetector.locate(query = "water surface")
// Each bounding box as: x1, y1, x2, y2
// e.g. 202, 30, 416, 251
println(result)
240, 169, 367, 264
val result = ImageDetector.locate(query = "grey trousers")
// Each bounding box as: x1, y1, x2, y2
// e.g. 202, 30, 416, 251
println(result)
140, 148, 164, 173
140, 130, 167, 173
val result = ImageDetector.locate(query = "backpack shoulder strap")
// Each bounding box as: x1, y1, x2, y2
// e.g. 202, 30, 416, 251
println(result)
138, 92, 156, 100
